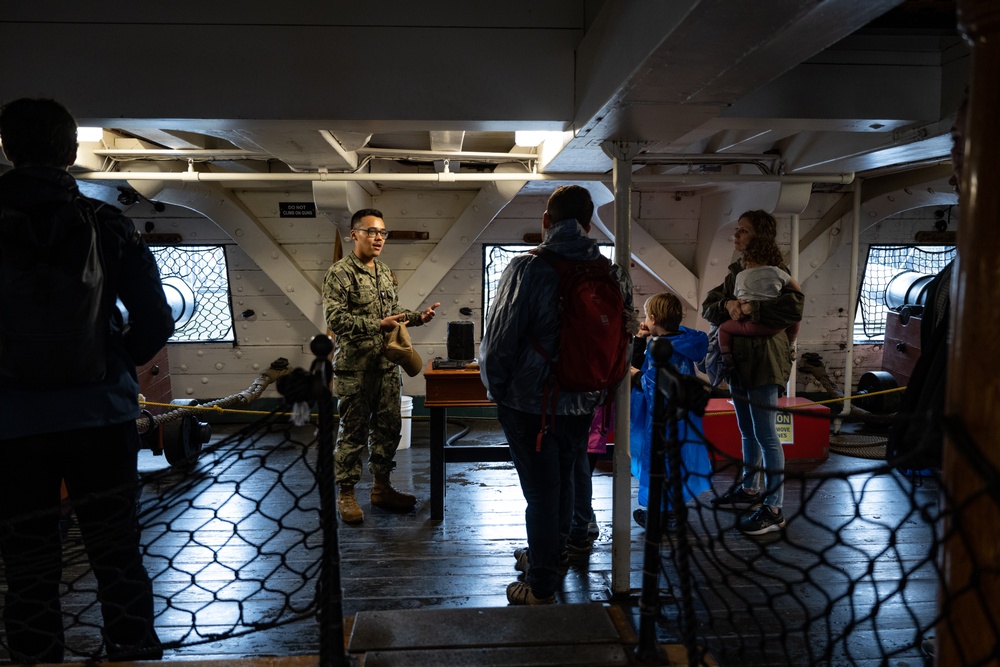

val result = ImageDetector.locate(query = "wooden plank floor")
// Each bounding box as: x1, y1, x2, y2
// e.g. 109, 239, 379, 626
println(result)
1, 416, 940, 665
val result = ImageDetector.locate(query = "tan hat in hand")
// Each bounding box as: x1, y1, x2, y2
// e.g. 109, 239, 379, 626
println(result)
384, 324, 423, 377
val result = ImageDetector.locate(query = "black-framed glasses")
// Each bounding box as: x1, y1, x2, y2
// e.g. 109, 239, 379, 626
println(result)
354, 227, 391, 239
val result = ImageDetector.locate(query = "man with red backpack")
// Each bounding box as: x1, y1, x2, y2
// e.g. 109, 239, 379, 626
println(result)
480, 185, 635, 605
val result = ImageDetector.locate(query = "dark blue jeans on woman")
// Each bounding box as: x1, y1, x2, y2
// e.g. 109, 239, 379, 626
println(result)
730, 383, 785, 509
497, 405, 592, 599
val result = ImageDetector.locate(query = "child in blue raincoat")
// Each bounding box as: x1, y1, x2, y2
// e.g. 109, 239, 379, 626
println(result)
630, 292, 711, 529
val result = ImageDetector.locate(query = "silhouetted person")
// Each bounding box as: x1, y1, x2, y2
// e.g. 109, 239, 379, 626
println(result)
0, 98, 174, 663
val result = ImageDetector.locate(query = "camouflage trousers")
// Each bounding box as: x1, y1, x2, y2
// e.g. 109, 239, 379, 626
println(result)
333, 365, 402, 486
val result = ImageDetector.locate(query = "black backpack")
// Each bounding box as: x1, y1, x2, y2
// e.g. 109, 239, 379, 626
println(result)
0, 195, 109, 389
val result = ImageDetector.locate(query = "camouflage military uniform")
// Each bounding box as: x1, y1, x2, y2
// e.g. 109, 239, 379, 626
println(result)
323, 252, 422, 485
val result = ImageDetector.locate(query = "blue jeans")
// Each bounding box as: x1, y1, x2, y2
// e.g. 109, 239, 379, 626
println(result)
730, 384, 785, 509
0, 423, 161, 663
497, 405, 591, 598
570, 450, 596, 542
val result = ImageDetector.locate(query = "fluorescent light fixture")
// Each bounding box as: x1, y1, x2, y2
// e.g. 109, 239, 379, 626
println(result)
77, 127, 104, 142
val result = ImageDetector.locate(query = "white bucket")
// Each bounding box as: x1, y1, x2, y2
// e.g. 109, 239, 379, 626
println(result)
399, 395, 413, 450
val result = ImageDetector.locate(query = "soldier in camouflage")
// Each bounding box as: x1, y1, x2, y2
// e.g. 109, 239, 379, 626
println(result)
323, 208, 440, 524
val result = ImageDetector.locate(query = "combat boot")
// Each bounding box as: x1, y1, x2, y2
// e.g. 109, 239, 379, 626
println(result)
337, 485, 364, 524
371, 474, 416, 512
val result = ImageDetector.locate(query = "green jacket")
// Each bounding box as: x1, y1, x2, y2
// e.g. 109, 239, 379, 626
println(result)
323, 252, 422, 374
701, 261, 804, 389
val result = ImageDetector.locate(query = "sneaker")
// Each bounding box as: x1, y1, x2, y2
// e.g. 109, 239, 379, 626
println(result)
711, 487, 762, 509
633, 507, 678, 532
506, 580, 555, 605
513, 547, 568, 574
514, 547, 530, 573
738, 505, 786, 535
565, 536, 592, 559
587, 511, 600, 540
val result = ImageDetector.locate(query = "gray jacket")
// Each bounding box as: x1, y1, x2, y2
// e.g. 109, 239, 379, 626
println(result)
479, 218, 633, 415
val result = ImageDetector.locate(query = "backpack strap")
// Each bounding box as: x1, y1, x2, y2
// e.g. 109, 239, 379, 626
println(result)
536, 377, 558, 452
530, 315, 559, 450
527, 247, 567, 448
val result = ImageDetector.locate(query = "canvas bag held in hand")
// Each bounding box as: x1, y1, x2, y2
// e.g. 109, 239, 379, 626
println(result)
384, 323, 423, 377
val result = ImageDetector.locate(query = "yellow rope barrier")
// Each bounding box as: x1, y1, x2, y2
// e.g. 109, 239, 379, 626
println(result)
704, 384, 907, 416
138, 400, 436, 421
141, 383, 906, 422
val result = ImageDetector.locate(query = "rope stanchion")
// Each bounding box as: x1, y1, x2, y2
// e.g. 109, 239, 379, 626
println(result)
636, 337, 713, 666
276, 335, 353, 667
312, 336, 353, 667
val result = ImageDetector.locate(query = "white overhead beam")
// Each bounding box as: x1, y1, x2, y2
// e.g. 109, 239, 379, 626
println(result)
78, 169, 853, 185
396, 169, 528, 311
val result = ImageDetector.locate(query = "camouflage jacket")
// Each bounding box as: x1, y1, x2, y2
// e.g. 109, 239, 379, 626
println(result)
323, 252, 422, 373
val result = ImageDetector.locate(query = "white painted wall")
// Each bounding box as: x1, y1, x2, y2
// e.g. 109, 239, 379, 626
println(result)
123, 185, 951, 404
798, 202, 953, 396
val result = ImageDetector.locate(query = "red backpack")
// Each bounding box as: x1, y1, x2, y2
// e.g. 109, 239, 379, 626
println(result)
529, 248, 630, 445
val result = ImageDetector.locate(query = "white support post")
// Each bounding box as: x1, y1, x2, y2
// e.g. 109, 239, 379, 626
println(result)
844, 182, 863, 415
602, 140, 640, 597
788, 213, 800, 397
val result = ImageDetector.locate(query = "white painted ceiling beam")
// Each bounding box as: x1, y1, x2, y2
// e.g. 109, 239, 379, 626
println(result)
548, 0, 906, 173
395, 173, 527, 311
797, 165, 956, 284
429, 132, 466, 153
782, 129, 953, 175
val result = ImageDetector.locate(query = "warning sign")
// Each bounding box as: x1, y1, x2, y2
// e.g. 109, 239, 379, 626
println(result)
775, 411, 793, 445
279, 202, 316, 218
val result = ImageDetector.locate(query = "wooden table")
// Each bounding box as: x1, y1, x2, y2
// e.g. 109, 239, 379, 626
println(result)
423, 359, 509, 520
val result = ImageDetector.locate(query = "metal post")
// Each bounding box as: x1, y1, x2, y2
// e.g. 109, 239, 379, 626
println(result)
635, 340, 669, 665
787, 213, 800, 397
635, 337, 704, 666
308, 334, 352, 667
602, 139, 641, 597
843, 183, 862, 415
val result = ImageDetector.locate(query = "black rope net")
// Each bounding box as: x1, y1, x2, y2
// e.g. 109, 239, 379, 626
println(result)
855, 244, 955, 342
0, 412, 327, 663
148, 245, 235, 343
645, 363, 999, 666
1, 347, 996, 666
140, 414, 323, 650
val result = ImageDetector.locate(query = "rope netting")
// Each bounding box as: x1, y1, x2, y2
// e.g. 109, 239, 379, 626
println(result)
0, 338, 349, 666
0, 412, 330, 663
855, 244, 956, 343
140, 414, 324, 649
644, 350, 1000, 666
1, 335, 996, 666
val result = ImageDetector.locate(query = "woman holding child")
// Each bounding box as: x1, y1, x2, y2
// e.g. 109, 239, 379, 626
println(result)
701, 210, 804, 535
